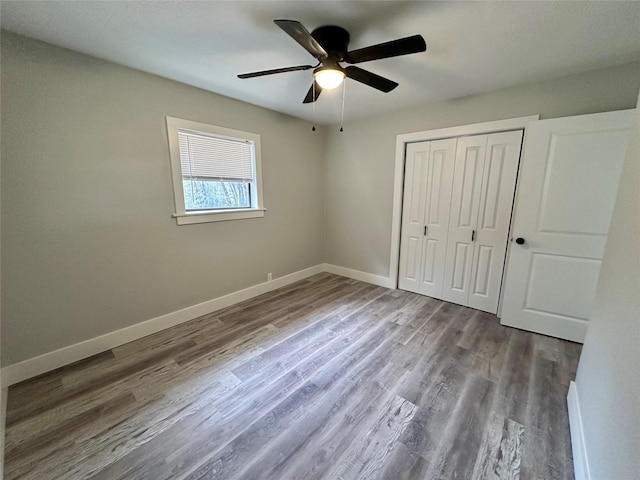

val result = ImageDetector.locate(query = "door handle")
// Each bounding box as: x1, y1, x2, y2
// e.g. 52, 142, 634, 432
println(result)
471, 230, 475, 242
424, 226, 428, 236
514, 237, 525, 245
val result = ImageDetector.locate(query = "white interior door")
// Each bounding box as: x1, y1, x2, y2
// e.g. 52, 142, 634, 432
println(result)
398, 139, 456, 295
442, 135, 487, 306
398, 141, 430, 293
468, 130, 523, 313
418, 139, 456, 297
500, 110, 633, 342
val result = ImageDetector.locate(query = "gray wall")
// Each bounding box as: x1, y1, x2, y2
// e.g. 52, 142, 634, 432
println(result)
323, 61, 640, 277
1, 32, 326, 366
574, 97, 639, 480
2, 29, 640, 373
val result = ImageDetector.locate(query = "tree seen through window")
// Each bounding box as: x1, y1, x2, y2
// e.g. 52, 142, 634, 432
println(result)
182, 179, 250, 210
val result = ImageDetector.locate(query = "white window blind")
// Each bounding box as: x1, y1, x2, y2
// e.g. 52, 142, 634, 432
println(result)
178, 129, 254, 182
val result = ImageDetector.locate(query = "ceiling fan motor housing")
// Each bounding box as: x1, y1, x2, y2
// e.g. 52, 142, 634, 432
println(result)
310, 26, 350, 60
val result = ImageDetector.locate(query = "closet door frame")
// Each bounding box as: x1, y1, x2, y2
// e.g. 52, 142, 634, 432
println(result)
390, 115, 539, 314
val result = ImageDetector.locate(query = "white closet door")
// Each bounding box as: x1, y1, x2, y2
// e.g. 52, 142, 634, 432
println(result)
418, 138, 456, 297
442, 135, 487, 306
398, 139, 456, 294
398, 142, 430, 293
467, 130, 523, 313
501, 110, 632, 342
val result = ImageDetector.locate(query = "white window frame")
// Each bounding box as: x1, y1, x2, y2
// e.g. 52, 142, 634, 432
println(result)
166, 116, 265, 225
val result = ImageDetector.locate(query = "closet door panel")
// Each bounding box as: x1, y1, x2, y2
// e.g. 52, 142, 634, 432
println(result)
419, 138, 456, 297
398, 142, 430, 292
442, 135, 487, 306
468, 131, 524, 313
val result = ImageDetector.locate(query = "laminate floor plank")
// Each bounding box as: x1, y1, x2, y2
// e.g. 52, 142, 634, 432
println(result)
9, 370, 242, 480
471, 412, 524, 480
214, 276, 347, 325
398, 346, 477, 465
229, 290, 405, 386
396, 325, 465, 405
261, 360, 408, 480
7, 350, 114, 411
5, 357, 178, 451
183, 279, 368, 360
492, 329, 534, 425
326, 394, 417, 480
110, 315, 225, 361
388, 304, 450, 371
422, 373, 496, 480
521, 354, 574, 480
230, 344, 410, 480
4, 392, 137, 466
378, 441, 430, 480
7, 339, 198, 427
180, 320, 400, 480
395, 300, 446, 346
447, 304, 479, 331
230, 283, 385, 382
385, 294, 432, 326
91, 288, 398, 480
458, 311, 511, 381
4, 274, 581, 480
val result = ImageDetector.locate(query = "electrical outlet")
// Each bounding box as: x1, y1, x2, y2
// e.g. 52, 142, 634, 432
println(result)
267, 272, 273, 281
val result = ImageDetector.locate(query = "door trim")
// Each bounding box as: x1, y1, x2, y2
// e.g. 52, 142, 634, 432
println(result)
389, 115, 540, 299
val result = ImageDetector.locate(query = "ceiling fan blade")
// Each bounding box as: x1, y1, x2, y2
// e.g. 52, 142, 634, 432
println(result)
274, 20, 328, 59
345, 66, 398, 92
238, 65, 314, 79
302, 81, 323, 103
344, 35, 426, 64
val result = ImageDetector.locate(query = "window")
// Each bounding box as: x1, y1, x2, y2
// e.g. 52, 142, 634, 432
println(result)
166, 117, 264, 225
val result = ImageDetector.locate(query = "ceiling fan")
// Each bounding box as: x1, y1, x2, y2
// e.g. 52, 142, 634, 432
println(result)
238, 20, 427, 103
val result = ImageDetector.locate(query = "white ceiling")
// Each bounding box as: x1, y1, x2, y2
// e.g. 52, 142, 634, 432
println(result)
2, 1, 640, 125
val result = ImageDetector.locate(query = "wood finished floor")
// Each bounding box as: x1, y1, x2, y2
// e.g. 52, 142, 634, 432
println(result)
4, 273, 582, 480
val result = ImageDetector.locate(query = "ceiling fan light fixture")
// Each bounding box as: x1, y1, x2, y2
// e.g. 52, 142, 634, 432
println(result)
314, 68, 345, 90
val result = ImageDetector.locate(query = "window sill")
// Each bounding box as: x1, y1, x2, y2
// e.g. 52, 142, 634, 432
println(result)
172, 208, 266, 225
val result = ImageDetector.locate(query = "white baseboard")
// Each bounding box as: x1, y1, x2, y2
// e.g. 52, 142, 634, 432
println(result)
1, 264, 324, 386
568, 381, 591, 480
1, 263, 394, 387
322, 263, 395, 289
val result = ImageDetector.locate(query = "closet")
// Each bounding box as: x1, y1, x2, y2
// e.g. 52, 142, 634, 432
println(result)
398, 130, 523, 314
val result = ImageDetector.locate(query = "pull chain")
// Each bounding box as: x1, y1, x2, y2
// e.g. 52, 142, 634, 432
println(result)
339, 79, 346, 132
311, 79, 316, 132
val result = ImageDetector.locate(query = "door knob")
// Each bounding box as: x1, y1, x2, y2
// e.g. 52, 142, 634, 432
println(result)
515, 237, 525, 245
